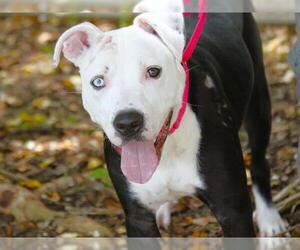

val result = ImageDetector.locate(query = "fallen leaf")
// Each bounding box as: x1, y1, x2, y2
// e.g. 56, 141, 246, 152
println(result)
19, 179, 42, 189
87, 158, 103, 170
48, 192, 61, 202
191, 229, 208, 237
89, 168, 112, 186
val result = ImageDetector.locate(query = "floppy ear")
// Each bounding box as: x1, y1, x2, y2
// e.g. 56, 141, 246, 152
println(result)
53, 22, 103, 67
133, 0, 185, 61
133, 0, 183, 14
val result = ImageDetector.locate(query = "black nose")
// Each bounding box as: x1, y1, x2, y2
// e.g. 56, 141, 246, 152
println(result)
113, 110, 144, 138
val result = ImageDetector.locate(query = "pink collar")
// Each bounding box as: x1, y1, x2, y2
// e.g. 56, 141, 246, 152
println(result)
168, 0, 207, 134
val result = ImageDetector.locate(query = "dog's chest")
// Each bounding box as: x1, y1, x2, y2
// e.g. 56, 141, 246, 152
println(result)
129, 107, 205, 212
129, 157, 203, 211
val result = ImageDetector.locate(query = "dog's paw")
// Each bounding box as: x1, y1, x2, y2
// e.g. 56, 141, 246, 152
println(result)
258, 238, 291, 250
156, 202, 171, 230
252, 186, 288, 237
255, 206, 287, 237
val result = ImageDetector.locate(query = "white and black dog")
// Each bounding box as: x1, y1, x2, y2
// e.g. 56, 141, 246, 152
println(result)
54, 0, 286, 237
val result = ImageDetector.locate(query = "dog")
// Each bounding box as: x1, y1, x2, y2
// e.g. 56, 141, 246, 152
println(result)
54, 0, 286, 237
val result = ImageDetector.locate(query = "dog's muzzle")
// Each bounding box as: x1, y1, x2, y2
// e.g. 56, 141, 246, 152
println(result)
111, 111, 173, 184
112, 110, 173, 157
113, 110, 144, 140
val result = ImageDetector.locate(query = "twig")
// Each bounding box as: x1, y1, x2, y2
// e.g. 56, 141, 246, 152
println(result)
0, 167, 30, 183
36, 175, 76, 194
36, 172, 118, 200
0, 126, 64, 139
274, 178, 300, 203
278, 193, 300, 213
274, 223, 300, 237
67, 207, 123, 216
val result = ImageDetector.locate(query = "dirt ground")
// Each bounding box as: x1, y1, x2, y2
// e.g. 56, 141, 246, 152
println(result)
0, 15, 299, 237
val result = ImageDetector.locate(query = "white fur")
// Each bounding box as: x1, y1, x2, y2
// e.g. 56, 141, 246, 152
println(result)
258, 238, 291, 250
129, 105, 204, 215
133, 0, 185, 62
204, 76, 215, 89
78, 26, 185, 147
134, 13, 185, 61
156, 202, 172, 229
54, 1, 288, 238
53, 22, 103, 67
53, 0, 204, 231
54, 0, 203, 233
133, 0, 183, 13
53, 1, 186, 148
252, 185, 286, 237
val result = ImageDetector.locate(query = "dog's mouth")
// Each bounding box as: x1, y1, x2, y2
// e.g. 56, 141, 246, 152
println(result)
112, 111, 173, 184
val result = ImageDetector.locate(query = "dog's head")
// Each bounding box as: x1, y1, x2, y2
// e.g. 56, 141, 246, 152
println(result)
54, 0, 186, 183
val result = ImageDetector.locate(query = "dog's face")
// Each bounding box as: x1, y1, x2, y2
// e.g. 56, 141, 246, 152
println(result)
54, 1, 186, 184
82, 26, 185, 147
54, 11, 185, 147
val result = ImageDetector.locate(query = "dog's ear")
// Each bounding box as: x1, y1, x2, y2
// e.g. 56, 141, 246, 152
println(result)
133, 0, 185, 61
133, 0, 183, 14
53, 22, 103, 67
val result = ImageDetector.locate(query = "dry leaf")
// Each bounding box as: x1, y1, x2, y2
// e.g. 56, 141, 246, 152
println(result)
19, 179, 42, 189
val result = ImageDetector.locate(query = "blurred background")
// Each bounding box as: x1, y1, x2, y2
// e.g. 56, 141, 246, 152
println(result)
0, 0, 300, 238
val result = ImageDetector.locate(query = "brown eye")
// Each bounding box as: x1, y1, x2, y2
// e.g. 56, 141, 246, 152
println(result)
147, 66, 162, 79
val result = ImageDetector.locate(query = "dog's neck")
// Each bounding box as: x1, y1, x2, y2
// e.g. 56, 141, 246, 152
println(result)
162, 104, 201, 161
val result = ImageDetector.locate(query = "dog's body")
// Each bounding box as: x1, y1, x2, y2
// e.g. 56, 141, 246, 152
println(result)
54, 0, 286, 237
104, 12, 285, 237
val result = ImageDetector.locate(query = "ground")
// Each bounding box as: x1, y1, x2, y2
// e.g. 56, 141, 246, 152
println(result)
0, 15, 299, 237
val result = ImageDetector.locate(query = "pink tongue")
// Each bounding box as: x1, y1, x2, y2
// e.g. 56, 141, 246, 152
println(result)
121, 140, 158, 184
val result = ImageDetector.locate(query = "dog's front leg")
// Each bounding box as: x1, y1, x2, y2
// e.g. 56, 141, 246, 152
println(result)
196, 128, 255, 237
125, 202, 161, 237
104, 137, 161, 237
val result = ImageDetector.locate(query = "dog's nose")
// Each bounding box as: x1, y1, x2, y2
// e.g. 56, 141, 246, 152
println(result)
113, 110, 144, 138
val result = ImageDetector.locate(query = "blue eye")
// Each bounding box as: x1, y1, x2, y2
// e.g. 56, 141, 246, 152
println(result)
91, 76, 105, 89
